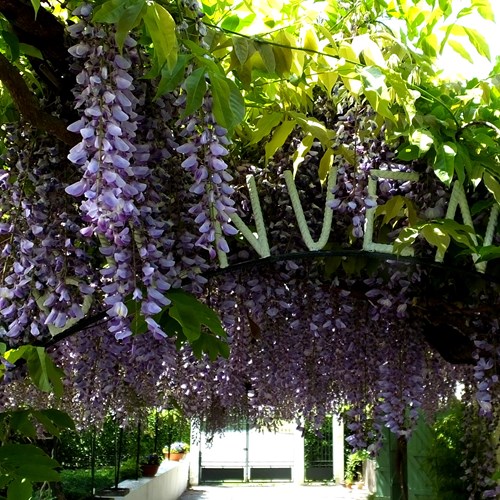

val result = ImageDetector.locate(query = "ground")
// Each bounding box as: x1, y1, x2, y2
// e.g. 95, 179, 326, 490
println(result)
179, 483, 370, 499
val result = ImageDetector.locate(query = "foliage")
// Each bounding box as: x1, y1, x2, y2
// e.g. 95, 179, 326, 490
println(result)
345, 449, 369, 484
426, 401, 468, 500
0, 0, 498, 497
303, 415, 332, 470
0, 345, 74, 500
57, 409, 190, 469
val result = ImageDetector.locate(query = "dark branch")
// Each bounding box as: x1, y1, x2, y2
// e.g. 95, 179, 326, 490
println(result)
0, 52, 78, 146
0, 0, 68, 65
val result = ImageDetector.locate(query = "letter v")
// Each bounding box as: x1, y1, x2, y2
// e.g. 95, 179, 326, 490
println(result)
283, 167, 337, 251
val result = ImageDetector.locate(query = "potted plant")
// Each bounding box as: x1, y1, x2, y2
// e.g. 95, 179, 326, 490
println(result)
140, 453, 161, 477
163, 441, 189, 461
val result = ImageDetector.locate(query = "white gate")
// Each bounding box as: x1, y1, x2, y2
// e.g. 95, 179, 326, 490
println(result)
198, 421, 298, 482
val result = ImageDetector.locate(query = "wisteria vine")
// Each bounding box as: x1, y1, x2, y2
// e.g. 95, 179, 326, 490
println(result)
0, 2, 498, 498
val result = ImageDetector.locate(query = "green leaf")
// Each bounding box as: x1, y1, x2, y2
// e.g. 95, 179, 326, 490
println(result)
39, 409, 75, 431
421, 33, 438, 57
421, 224, 451, 254
9, 411, 37, 439
30, 1, 40, 16
448, 39, 474, 64
292, 134, 314, 176
3, 345, 30, 366
483, 172, 500, 204
375, 196, 405, 226
155, 54, 190, 98
397, 144, 420, 161
434, 142, 457, 185
191, 335, 229, 361
360, 67, 395, 121
7, 478, 31, 500
410, 129, 434, 153
437, 220, 477, 251
18, 43, 43, 59
221, 14, 240, 31
318, 148, 334, 185
210, 72, 245, 131
26, 347, 64, 397
393, 227, 420, 254
1, 30, 19, 61
464, 27, 491, 60
32, 411, 60, 436
470, 198, 494, 216
166, 289, 226, 343
0, 445, 60, 477
143, 2, 178, 71
365, 90, 395, 121
272, 32, 293, 75
473, 0, 495, 21
250, 112, 284, 145
232, 36, 251, 65
396, 220, 477, 256
182, 39, 209, 57
318, 71, 338, 95
115, 0, 147, 52
160, 314, 184, 340
476, 245, 500, 262
265, 119, 296, 160
438, 0, 451, 15
359, 36, 387, 67
14, 465, 60, 482
288, 111, 335, 147
183, 67, 206, 117
92, 0, 146, 50
454, 144, 469, 184
256, 42, 276, 73
93, 0, 128, 23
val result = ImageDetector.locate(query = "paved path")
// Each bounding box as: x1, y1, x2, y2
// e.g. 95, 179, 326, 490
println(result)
179, 483, 370, 499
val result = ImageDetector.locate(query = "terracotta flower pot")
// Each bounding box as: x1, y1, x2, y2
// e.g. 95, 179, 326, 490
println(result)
140, 464, 160, 477
168, 452, 185, 461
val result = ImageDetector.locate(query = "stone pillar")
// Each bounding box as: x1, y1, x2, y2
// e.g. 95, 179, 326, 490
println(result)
293, 426, 305, 484
332, 415, 344, 484
189, 420, 201, 486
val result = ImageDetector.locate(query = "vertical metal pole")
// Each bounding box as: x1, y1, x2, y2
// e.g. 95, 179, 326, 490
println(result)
135, 421, 142, 480
115, 425, 124, 489
166, 415, 173, 459
198, 422, 203, 484
90, 427, 96, 497
154, 411, 159, 454
245, 419, 250, 482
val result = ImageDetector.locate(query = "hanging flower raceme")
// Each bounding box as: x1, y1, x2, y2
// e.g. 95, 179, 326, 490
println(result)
176, 92, 237, 260
65, 5, 175, 338
0, 126, 95, 342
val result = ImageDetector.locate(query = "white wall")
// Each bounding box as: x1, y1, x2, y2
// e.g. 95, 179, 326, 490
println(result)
95, 459, 189, 500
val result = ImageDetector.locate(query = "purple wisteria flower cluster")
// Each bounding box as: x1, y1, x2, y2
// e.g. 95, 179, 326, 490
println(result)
0, 125, 96, 341
473, 336, 499, 418
65, 5, 176, 338
176, 91, 237, 260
